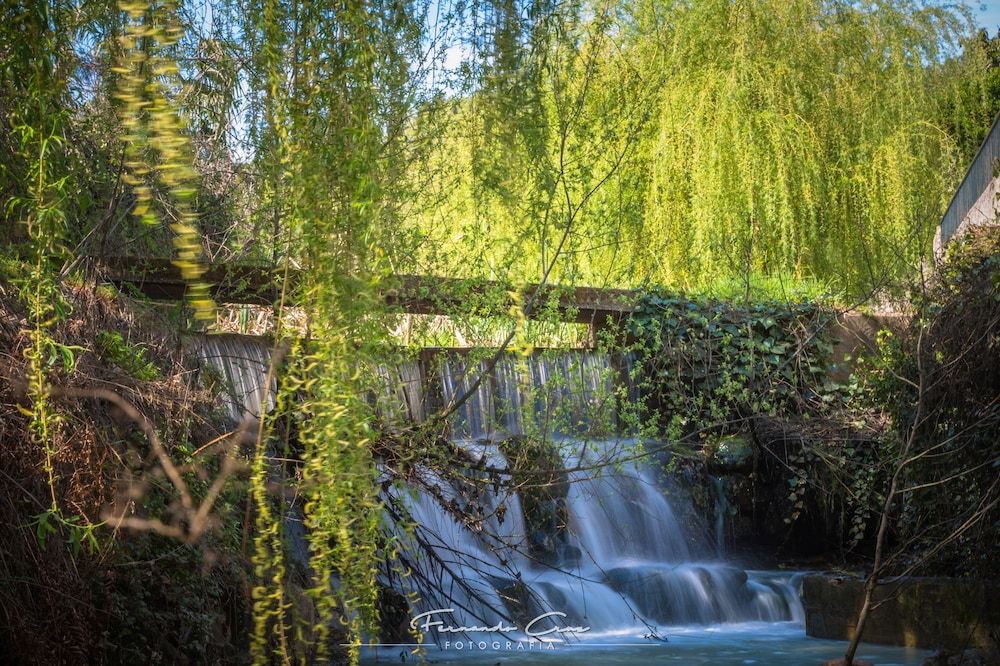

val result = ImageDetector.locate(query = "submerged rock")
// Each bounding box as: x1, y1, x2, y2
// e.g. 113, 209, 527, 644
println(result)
604, 564, 788, 625
496, 578, 543, 628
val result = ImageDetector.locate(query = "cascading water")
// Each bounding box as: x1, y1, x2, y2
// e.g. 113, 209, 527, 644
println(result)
191, 334, 275, 424
386, 350, 805, 638
193, 338, 805, 642
374, 359, 425, 427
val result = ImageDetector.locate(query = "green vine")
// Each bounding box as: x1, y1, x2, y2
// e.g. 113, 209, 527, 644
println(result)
15, 122, 68, 513
627, 291, 841, 431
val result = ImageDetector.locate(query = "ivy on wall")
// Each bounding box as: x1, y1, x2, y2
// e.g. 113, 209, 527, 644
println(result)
626, 291, 842, 435
624, 291, 883, 550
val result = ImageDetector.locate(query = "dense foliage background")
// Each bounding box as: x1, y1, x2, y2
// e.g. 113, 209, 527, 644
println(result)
4, 1, 1000, 300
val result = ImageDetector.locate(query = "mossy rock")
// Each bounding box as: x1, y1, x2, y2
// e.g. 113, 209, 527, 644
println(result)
498, 436, 570, 565
707, 434, 753, 473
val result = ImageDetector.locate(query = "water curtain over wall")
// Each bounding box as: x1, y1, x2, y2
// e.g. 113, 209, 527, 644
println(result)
194, 336, 804, 639
437, 352, 620, 440
192, 335, 275, 424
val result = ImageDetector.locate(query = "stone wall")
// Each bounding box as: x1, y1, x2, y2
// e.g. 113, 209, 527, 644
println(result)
803, 574, 1000, 650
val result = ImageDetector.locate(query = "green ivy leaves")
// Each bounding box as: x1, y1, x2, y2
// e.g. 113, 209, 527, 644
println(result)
628, 290, 840, 430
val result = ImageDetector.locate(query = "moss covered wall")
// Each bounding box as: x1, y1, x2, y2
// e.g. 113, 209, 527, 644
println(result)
803, 574, 1000, 650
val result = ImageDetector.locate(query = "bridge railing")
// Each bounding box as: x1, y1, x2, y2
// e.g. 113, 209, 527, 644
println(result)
937, 111, 1000, 248
92, 256, 639, 328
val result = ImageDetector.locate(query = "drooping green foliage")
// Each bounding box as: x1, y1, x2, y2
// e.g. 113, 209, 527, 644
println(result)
640, 0, 966, 296
409, 0, 654, 292
115, 0, 216, 322
243, 0, 423, 660
410, 0, 999, 301
3, 1, 84, 515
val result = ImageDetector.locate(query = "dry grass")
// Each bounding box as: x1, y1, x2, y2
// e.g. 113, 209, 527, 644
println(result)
0, 280, 244, 663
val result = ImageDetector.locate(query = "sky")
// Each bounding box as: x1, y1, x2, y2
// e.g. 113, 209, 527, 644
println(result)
977, 2, 1000, 31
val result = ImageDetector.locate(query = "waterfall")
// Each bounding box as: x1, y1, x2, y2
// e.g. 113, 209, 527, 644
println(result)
437, 356, 495, 439
389, 349, 804, 636
192, 338, 805, 640
191, 334, 275, 424
565, 443, 693, 565
710, 475, 728, 559
374, 358, 424, 427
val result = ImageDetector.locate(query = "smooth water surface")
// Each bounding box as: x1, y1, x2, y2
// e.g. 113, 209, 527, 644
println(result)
360, 623, 928, 665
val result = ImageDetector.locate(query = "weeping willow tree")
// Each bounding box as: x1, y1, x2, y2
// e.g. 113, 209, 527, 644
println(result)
406, 0, 653, 296
410, 0, 994, 300
116, 0, 216, 321
242, 0, 424, 662
636, 0, 972, 297
1, 0, 76, 516
4, 0, 1000, 663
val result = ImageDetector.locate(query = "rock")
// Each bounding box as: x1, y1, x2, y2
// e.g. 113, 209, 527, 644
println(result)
377, 586, 413, 645
820, 660, 874, 666
497, 578, 542, 628
555, 542, 581, 567
707, 434, 753, 473
499, 436, 571, 565
604, 566, 679, 623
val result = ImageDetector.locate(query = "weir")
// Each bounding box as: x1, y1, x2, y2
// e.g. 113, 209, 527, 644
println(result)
195, 335, 805, 642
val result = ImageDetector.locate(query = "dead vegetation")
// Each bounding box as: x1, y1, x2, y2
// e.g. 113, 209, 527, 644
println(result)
0, 279, 251, 663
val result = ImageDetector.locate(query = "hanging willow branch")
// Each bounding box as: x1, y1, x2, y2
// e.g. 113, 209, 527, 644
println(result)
114, 0, 215, 322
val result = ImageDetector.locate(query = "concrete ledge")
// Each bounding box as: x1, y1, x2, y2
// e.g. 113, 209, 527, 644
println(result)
803, 574, 1000, 650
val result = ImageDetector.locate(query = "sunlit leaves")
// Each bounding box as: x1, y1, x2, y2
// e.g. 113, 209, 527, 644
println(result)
115, 0, 216, 322
641, 0, 969, 298
243, 0, 422, 661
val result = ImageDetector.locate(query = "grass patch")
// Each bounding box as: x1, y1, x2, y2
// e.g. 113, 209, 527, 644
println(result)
96, 331, 162, 381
